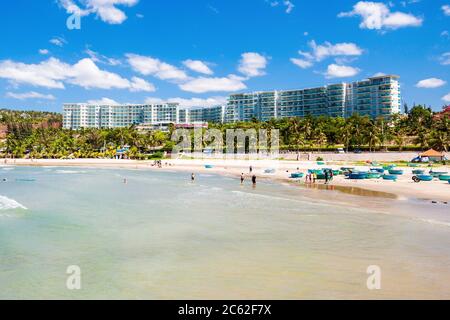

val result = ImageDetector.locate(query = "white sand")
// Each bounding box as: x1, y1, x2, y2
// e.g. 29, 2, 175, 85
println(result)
2, 158, 450, 202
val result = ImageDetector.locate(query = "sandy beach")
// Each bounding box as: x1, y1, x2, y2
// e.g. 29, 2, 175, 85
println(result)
3, 157, 449, 203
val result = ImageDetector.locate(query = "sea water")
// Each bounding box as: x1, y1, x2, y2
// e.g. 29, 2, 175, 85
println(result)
0, 166, 449, 299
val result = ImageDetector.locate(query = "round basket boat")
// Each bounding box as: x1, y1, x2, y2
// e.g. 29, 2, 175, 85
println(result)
290, 173, 304, 179
349, 172, 368, 180
366, 172, 382, 179
415, 175, 433, 182
383, 175, 397, 181
412, 169, 425, 175
388, 169, 404, 175
438, 175, 450, 181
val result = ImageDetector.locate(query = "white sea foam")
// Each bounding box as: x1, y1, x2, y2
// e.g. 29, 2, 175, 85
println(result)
1, 167, 15, 171
0, 195, 27, 211
55, 170, 86, 174
417, 218, 450, 228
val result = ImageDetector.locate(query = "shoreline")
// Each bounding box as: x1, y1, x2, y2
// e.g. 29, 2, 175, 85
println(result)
2, 158, 450, 203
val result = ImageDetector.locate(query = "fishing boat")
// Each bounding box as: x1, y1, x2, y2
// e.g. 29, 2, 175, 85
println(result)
333, 170, 342, 175
349, 172, 368, 180
366, 172, 382, 179
412, 169, 425, 175
383, 175, 398, 181
438, 175, 450, 181
341, 167, 355, 171
264, 169, 276, 174
429, 171, 447, 178
383, 165, 396, 170
317, 161, 325, 165
15, 178, 37, 182
204, 165, 214, 169
413, 175, 433, 182
388, 169, 404, 175
308, 169, 323, 174
370, 168, 385, 173
408, 163, 419, 167
290, 172, 304, 179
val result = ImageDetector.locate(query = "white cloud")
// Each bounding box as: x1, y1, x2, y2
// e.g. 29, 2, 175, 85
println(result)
339, 1, 423, 30
87, 97, 120, 105
325, 64, 360, 78
183, 59, 213, 75
85, 48, 121, 66
308, 41, 364, 61
179, 75, 247, 93
145, 96, 227, 108
39, 49, 49, 55
6, 91, 56, 100
268, 0, 295, 14
50, 37, 66, 47
416, 78, 446, 88
291, 40, 363, 70
238, 52, 268, 78
290, 58, 313, 69
0, 57, 155, 92
443, 93, 450, 103
440, 52, 450, 65
126, 53, 189, 81
58, 0, 139, 24
129, 76, 155, 92
443, 5, 450, 16
283, 1, 295, 13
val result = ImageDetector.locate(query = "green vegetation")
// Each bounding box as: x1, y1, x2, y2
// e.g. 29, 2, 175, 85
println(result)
0, 109, 62, 126
0, 105, 448, 159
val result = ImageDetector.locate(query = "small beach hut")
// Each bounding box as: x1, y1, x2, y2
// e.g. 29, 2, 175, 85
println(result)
419, 149, 446, 162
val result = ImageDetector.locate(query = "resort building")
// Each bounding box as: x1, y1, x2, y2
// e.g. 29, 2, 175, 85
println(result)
225, 75, 401, 122
63, 103, 225, 130
63, 103, 180, 130
63, 75, 401, 129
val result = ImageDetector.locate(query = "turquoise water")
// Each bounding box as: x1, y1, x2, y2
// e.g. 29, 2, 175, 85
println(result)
1, 166, 450, 299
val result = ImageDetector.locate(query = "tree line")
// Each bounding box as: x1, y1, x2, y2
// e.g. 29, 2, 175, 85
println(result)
0, 105, 448, 159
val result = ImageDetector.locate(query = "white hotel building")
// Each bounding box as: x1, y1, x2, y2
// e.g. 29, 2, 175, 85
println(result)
63, 75, 401, 130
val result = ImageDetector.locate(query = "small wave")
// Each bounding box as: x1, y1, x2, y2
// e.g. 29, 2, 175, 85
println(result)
2, 167, 15, 171
55, 170, 86, 174
417, 218, 450, 228
0, 195, 27, 211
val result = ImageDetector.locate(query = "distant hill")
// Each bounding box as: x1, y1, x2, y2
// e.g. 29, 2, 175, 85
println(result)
0, 109, 62, 138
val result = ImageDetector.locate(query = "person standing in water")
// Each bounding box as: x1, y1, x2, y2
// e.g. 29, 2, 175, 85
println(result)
240, 173, 245, 184
191, 173, 195, 182
249, 166, 253, 173
252, 175, 257, 186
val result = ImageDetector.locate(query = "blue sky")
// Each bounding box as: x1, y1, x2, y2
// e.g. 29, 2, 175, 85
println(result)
0, 0, 449, 112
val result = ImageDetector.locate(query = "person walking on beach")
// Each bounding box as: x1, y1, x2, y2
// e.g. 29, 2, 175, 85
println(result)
252, 175, 257, 186
312, 172, 317, 184
324, 170, 329, 184
240, 173, 245, 184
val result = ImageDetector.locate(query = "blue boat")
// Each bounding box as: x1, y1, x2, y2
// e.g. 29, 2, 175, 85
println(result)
388, 169, 404, 175
370, 168, 385, 173
383, 175, 398, 181
416, 175, 433, 182
430, 171, 447, 177
204, 165, 214, 169
412, 169, 425, 175
349, 172, 368, 180
264, 169, 276, 174
290, 173, 304, 179
438, 175, 450, 181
